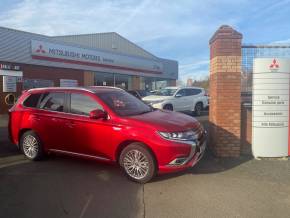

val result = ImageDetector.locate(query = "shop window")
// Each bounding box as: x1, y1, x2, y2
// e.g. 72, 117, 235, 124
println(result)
94, 72, 114, 87
23, 79, 54, 90
115, 74, 132, 90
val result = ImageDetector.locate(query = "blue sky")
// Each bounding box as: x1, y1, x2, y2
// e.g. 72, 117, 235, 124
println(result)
0, 0, 290, 82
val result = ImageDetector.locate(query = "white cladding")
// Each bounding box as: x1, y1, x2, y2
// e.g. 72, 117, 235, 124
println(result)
53, 32, 156, 59
252, 58, 290, 157
31, 40, 163, 73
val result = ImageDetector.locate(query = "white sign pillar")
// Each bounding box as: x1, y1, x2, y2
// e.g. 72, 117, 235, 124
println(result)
252, 58, 290, 157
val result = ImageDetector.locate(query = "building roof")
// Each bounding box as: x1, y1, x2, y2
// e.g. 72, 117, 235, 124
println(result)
52, 32, 157, 59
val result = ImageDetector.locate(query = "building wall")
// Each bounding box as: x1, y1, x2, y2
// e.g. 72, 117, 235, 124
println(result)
0, 62, 85, 113
53, 32, 156, 59
241, 104, 252, 155
0, 27, 178, 80
22, 64, 84, 87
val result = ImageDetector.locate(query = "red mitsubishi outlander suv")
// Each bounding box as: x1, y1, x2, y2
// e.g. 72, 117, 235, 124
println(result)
9, 87, 206, 183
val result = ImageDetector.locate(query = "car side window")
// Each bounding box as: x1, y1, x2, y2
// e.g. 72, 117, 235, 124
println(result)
185, 89, 194, 96
23, 93, 42, 108
192, 89, 202, 95
39, 92, 65, 112
70, 93, 103, 116
176, 89, 186, 97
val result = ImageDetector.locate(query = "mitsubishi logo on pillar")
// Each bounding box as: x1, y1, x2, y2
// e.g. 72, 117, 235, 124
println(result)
35, 44, 46, 54
269, 59, 279, 70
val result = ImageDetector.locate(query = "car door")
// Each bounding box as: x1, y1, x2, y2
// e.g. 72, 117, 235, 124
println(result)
184, 88, 195, 111
173, 89, 187, 111
34, 91, 69, 151
62, 92, 114, 158
192, 88, 203, 109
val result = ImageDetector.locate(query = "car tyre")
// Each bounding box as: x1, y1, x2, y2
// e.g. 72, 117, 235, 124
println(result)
194, 102, 203, 116
163, 104, 173, 111
119, 143, 156, 183
20, 130, 44, 161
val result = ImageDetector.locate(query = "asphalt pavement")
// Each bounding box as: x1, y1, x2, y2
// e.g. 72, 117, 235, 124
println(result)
1, 113, 290, 218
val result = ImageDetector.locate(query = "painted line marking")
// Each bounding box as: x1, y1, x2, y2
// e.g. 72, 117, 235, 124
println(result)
79, 194, 94, 218
0, 160, 30, 169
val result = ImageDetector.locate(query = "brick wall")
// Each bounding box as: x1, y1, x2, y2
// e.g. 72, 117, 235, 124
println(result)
241, 104, 252, 155
0, 62, 85, 114
209, 25, 242, 157
22, 64, 84, 87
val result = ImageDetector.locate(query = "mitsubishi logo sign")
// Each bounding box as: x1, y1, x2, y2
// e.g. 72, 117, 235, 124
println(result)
35, 45, 46, 54
252, 58, 290, 158
269, 59, 279, 69
31, 40, 163, 74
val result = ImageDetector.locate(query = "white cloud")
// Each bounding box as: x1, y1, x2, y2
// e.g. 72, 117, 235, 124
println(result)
272, 39, 290, 44
0, 0, 241, 40
3, 0, 287, 83
178, 59, 209, 81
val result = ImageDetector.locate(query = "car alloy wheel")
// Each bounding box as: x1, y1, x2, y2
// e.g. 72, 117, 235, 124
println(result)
123, 149, 149, 180
120, 143, 156, 183
195, 103, 202, 116
20, 131, 44, 161
23, 135, 38, 159
163, 104, 173, 111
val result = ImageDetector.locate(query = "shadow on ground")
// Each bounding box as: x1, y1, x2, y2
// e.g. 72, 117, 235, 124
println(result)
0, 155, 143, 218
152, 110, 253, 183
152, 149, 252, 182
0, 127, 20, 157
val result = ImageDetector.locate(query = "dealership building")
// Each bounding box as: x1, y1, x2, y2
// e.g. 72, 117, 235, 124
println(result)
0, 26, 178, 113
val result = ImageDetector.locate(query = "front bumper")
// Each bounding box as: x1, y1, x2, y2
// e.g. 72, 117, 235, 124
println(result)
158, 132, 207, 174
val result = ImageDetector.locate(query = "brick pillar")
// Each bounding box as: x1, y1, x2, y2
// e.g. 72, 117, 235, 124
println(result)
83, 71, 94, 86
132, 76, 141, 90
168, 80, 177, 86
209, 25, 242, 157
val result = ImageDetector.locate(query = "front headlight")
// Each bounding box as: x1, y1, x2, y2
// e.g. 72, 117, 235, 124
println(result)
158, 130, 199, 141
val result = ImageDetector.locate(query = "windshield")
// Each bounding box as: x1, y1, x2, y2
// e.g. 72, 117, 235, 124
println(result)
97, 90, 153, 116
155, 88, 177, 96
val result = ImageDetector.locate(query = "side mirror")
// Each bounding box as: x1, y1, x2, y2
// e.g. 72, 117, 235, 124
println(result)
175, 94, 182, 98
89, 109, 107, 120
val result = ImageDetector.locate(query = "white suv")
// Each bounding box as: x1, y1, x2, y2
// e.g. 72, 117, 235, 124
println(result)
142, 87, 208, 116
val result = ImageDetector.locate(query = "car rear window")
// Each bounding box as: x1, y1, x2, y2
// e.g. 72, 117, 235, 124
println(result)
39, 92, 65, 112
23, 93, 42, 108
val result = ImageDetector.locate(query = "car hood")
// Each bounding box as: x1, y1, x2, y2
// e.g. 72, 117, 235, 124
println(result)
142, 95, 172, 101
127, 110, 201, 132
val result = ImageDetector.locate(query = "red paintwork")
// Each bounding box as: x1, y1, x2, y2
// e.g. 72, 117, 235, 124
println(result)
9, 87, 206, 174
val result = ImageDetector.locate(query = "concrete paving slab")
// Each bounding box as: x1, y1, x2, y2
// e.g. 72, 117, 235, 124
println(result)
144, 153, 290, 218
